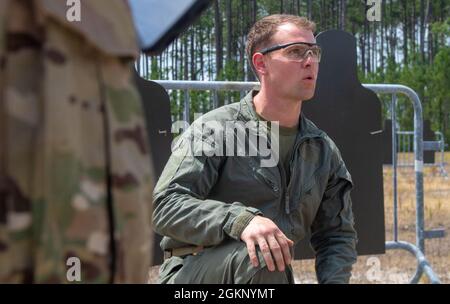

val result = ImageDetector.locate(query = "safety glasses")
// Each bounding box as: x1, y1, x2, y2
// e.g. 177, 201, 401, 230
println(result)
259, 42, 321, 63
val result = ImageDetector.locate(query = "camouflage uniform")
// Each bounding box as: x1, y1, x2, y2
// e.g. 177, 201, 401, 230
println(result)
0, 0, 154, 283
153, 91, 357, 284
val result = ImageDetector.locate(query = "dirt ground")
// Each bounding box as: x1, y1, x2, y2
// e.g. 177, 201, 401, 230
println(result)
148, 152, 450, 284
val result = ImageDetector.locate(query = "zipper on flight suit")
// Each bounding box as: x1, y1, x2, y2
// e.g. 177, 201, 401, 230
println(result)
281, 134, 320, 215
263, 117, 321, 215
254, 167, 280, 194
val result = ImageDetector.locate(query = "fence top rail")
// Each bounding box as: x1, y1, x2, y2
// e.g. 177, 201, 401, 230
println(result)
152, 80, 423, 141
154, 80, 259, 91
154, 80, 415, 96
153, 81, 423, 130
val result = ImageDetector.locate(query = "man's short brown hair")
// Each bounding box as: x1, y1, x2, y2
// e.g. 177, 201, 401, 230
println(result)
246, 14, 316, 78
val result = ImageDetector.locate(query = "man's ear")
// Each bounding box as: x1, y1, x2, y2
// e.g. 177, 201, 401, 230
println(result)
252, 53, 267, 76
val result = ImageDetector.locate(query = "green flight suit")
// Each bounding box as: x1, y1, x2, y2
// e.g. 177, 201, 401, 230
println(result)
153, 90, 357, 284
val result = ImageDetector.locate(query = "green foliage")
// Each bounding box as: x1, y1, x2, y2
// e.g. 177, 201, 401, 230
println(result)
428, 46, 450, 142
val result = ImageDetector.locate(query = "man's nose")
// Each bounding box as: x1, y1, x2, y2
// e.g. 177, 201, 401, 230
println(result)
302, 55, 313, 68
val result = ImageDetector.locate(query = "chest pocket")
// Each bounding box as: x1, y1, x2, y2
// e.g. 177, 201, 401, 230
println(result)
290, 140, 329, 221
290, 171, 329, 232
253, 167, 280, 195
213, 156, 280, 212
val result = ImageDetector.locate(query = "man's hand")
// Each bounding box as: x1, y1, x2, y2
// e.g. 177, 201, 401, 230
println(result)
240, 216, 294, 272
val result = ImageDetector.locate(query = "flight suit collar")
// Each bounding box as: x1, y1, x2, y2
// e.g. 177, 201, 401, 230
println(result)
238, 89, 324, 140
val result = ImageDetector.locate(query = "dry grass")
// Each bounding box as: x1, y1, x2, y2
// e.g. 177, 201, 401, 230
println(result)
149, 152, 450, 284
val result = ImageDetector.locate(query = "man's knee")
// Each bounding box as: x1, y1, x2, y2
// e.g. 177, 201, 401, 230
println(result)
247, 265, 294, 284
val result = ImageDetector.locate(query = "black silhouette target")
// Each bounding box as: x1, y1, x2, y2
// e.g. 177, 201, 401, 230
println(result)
135, 73, 172, 265
296, 30, 385, 258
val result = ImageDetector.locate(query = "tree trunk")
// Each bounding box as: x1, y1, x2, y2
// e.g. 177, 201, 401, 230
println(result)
226, 0, 232, 62
362, 5, 367, 75
420, 0, 425, 61
360, 34, 365, 75
307, 0, 312, 20
372, 22, 376, 73
183, 36, 188, 80
340, 0, 346, 31
402, 0, 408, 65
319, 0, 323, 28
389, 0, 396, 63
165, 46, 169, 78
411, 0, 416, 57
199, 30, 204, 80
214, 0, 223, 79
248, 0, 257, 81
328, 0, 332, 29
381, 0, 385, 72
207, 28, 212, 79
173, 39, 177, 80
158, 54, 162, 79
240, 0, 246, 80
439, 0, 445, 48
190, 29, 196, 80
364, 16, 370, 73
252, 0, 257, 24
428, 1, 434, 64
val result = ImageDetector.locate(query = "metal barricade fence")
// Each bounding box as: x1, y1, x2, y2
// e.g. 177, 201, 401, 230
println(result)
397, 131, 448, 177
397, 131, 415, 167
153, 80, 443, 284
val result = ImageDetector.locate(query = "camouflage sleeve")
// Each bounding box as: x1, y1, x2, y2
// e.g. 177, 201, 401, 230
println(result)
310, 148, 358, 284
152, 129, 257, 247
1, 0, 153, 283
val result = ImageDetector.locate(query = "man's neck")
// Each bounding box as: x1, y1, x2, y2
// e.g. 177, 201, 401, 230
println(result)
253, 88, 302, 128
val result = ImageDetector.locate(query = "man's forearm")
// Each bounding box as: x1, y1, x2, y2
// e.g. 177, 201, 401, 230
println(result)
153, 190, 256, 246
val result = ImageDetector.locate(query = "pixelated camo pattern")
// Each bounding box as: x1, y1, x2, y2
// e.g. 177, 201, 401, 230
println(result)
0, 0, 154, 283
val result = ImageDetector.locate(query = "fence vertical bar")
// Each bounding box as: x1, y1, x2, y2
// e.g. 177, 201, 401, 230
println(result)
213, 90, 219, 109
408, 131, 412, 165
391, 94, 399, 242
410, 88, 425, 254
184, 89, 190, 123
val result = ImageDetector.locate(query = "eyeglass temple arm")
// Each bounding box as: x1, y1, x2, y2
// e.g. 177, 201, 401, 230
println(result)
259, 41, 318, 55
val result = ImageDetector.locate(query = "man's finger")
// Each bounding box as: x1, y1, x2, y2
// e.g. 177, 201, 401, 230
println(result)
267, 235, 285, 272
275, 231, 294, 246
257, 237, 275, 272
275, 234, 292, 266
245, 239, 259, 268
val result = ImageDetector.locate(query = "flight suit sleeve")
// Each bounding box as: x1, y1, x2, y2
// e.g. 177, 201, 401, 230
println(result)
152, 127, 262, 247
310, 147, 358, 284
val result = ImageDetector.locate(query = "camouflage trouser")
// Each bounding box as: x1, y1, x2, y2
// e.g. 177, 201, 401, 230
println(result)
158, 240, 295, 284
0, 0, 154, 283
